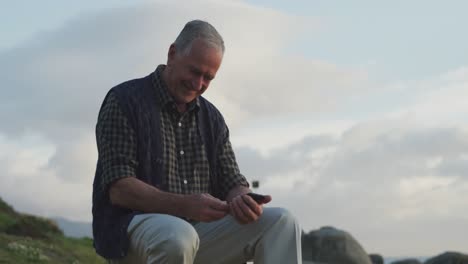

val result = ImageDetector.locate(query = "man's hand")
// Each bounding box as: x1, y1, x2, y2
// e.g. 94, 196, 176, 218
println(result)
229, 193, 272, 225
184, 193, 229, 222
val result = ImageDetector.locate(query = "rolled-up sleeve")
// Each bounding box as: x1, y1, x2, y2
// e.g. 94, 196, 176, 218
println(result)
96, 92, 138, 191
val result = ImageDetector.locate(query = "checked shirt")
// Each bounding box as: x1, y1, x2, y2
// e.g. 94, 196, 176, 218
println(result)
96, 65, 248, 198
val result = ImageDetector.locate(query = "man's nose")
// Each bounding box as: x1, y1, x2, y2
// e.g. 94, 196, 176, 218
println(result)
192, 76, 204, 91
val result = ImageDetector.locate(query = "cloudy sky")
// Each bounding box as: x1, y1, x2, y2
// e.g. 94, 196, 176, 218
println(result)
1, 0, 467, 258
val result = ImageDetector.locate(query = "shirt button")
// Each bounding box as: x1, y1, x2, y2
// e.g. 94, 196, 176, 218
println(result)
178, 122, 182, 127
180, 150, 185, 155
183, 180, 188, 184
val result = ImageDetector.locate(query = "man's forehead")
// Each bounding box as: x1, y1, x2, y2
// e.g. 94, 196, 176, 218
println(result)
186, 38, 223, 56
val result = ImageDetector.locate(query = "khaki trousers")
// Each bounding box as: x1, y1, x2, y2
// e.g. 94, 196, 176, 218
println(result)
110, 207, 302, 264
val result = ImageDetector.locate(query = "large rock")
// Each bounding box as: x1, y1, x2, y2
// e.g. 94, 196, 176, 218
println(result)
369, 254, 384, 264
391, 259, 421, 264
424, 251, 468, 264
302, 226, 372, 264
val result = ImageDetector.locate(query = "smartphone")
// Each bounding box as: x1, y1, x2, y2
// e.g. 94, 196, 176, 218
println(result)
246, 193, 267, 204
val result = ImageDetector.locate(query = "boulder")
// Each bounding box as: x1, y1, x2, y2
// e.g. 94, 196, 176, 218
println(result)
302, 226, 372, 264
390, 259, 421, 264
424, 251, 468, 264
369, 254, 384, 264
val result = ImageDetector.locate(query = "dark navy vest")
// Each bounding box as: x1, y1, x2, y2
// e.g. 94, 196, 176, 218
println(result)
92, 72, 228, 259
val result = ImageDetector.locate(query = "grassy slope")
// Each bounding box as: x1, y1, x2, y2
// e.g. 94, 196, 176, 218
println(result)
0, 197, 105, 264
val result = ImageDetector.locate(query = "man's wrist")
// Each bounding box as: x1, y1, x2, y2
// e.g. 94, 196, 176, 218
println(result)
172, 193, 191, 218
226, 185, 251, 202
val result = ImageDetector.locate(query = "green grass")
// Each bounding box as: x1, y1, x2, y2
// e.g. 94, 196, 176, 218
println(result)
0, 233, 106, 264
0, 213, 16, 232
0, 197, 105, 264
0, 198, 17, 234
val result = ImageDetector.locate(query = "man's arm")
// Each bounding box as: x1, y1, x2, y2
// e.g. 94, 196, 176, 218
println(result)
215, 131, 272, 224
109, 177, 228, 222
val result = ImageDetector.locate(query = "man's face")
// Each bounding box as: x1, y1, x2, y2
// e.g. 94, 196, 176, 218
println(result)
165, 38, 223, 106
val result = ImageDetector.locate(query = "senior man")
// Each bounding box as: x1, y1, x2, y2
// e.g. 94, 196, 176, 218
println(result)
92, 19, 302, 264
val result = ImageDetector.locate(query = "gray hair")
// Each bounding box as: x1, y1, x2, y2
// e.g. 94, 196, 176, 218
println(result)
174, 20, 225, 56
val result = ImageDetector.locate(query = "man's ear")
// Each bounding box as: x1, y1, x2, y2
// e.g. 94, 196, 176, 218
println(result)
167, 44, 177, 66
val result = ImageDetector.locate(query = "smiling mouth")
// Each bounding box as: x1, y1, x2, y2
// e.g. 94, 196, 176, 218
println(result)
183, 87, 197, 95
178, 87, 196, 100
182, 83, 194, 92
182, 84, 202, 95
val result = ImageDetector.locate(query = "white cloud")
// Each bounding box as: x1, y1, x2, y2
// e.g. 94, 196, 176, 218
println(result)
385, 66, 468, 126
0, 133, 92, 220
395, 175, 462, 220
236, 118, 468, 256
214, 57, 370, 130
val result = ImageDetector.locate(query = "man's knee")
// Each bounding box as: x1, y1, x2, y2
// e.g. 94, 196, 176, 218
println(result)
262, 207, 298, 228
147, 221, 200, 260
127, 215, 201, 263
262, 207, 300, 236
157, 228, 200, 256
